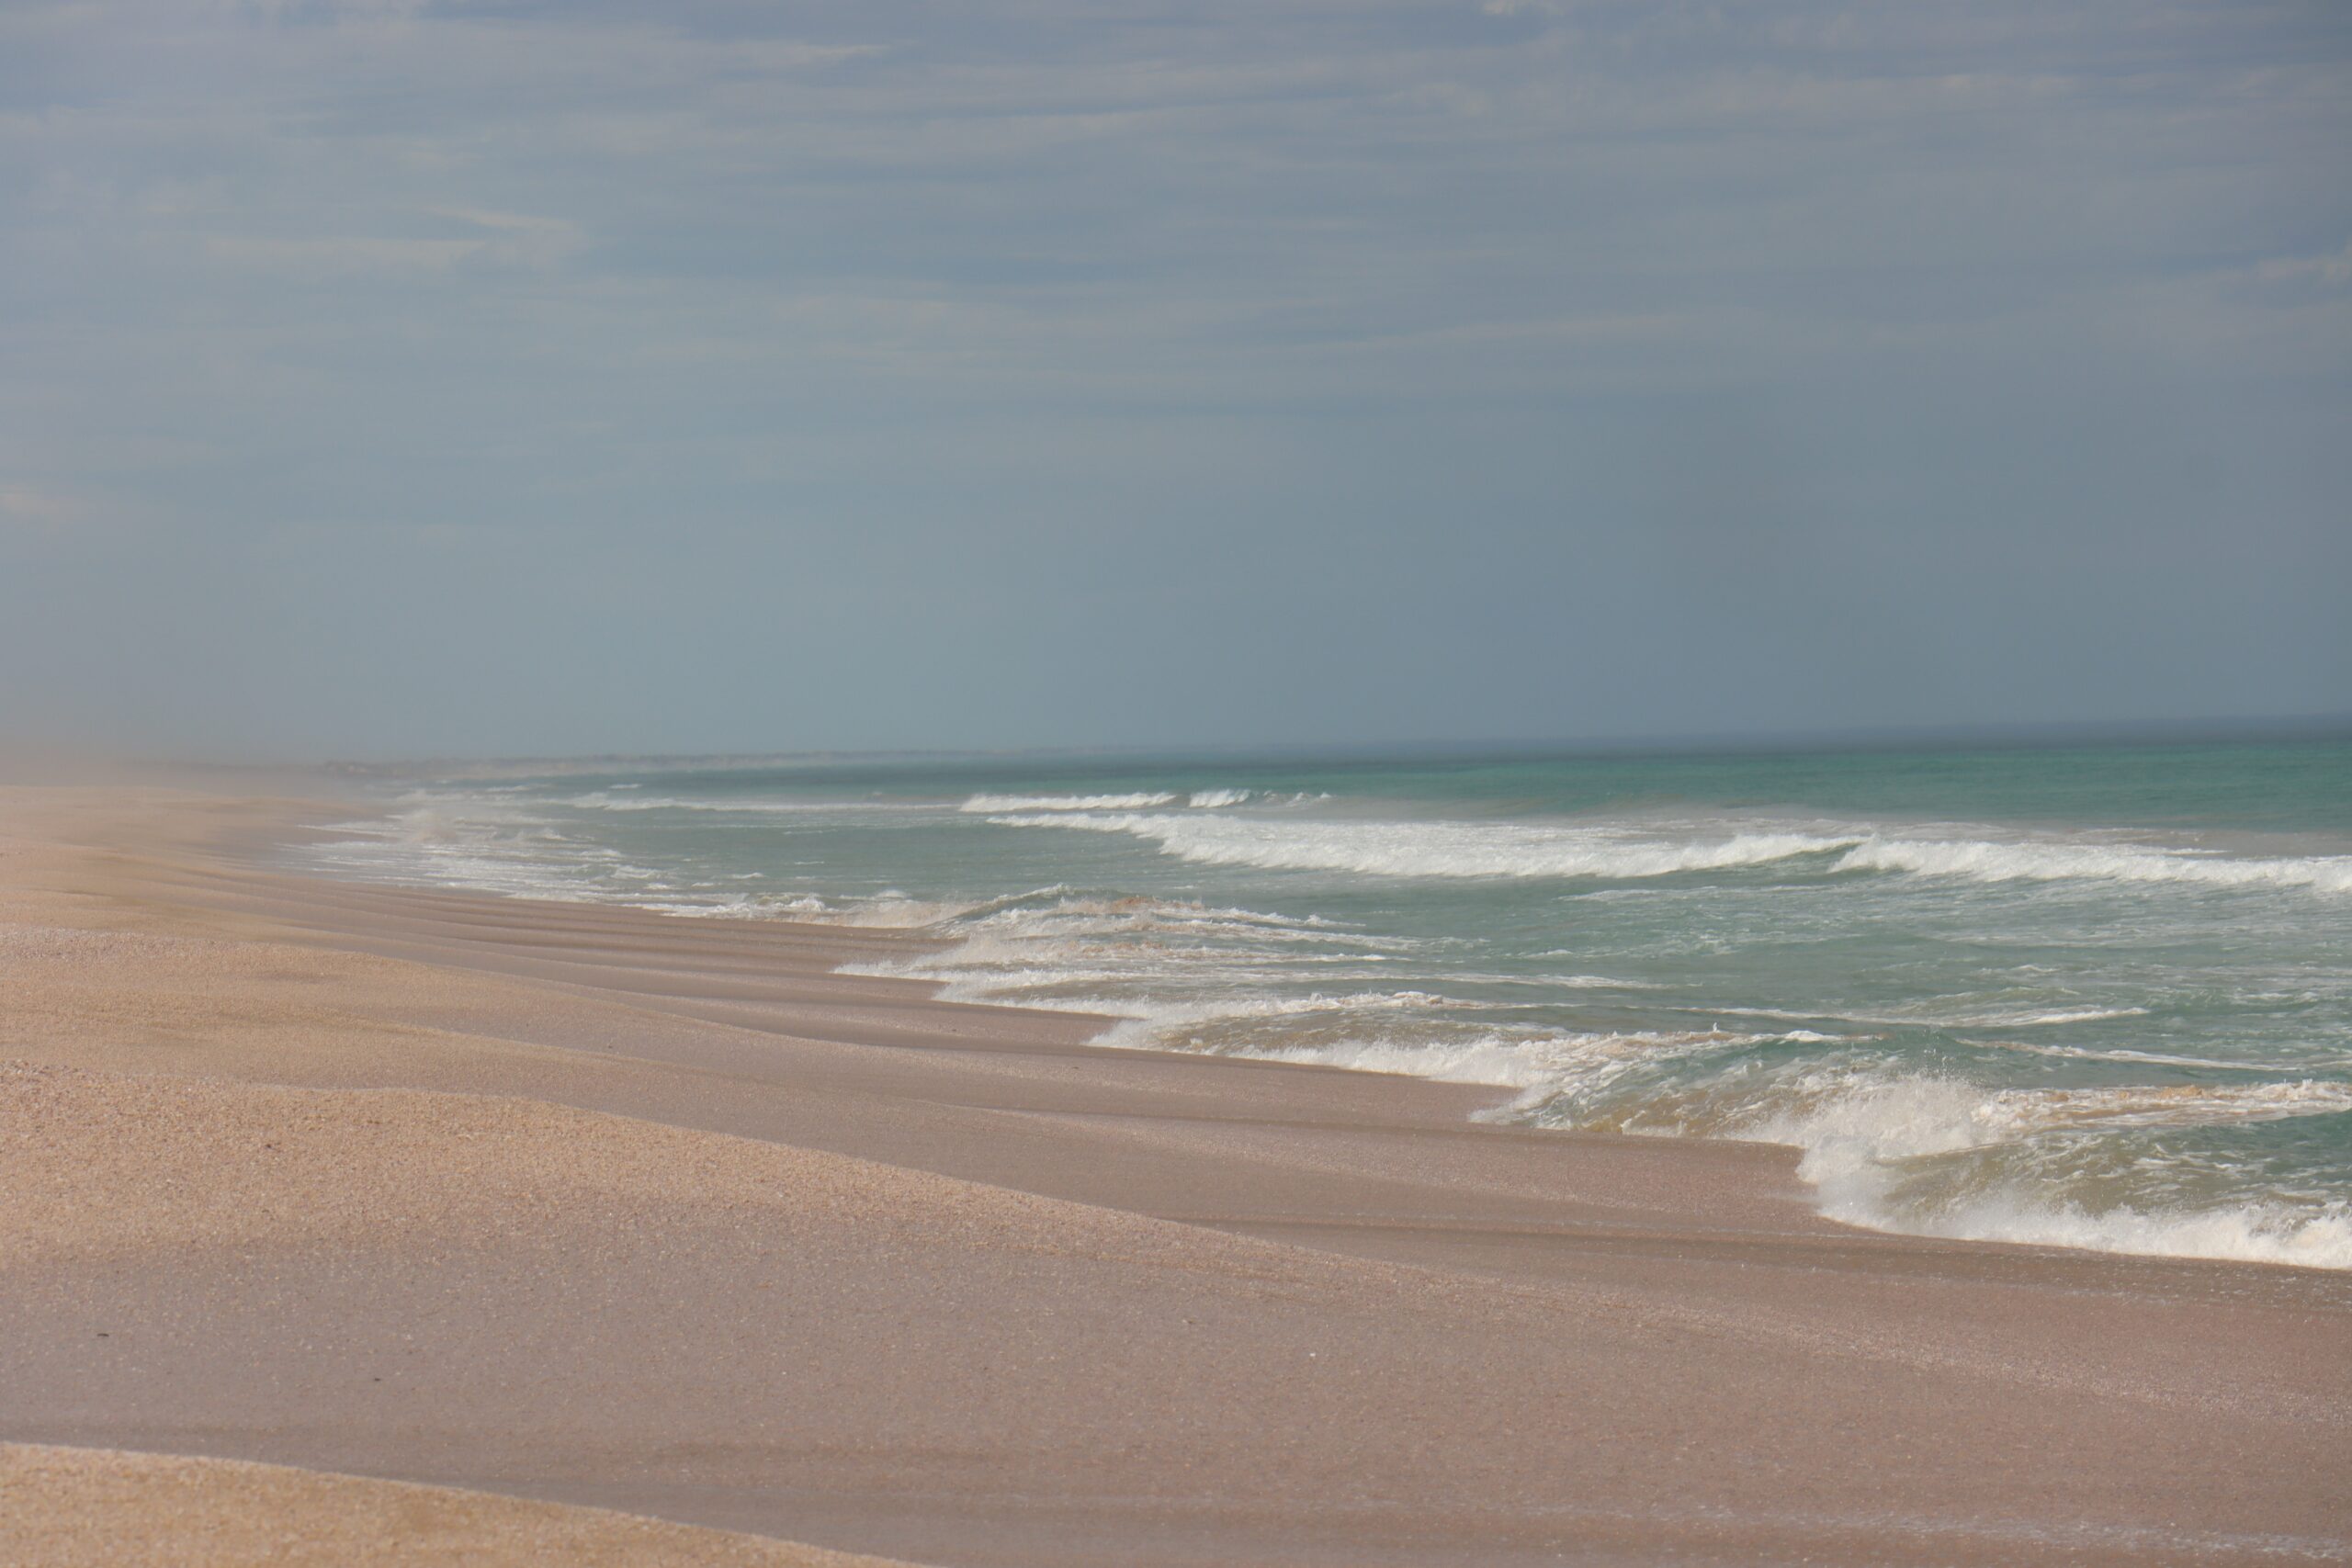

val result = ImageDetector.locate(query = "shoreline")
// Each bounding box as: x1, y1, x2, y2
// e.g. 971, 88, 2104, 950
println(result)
274, 784, 2352, 1277
3, 782, 2347, 1564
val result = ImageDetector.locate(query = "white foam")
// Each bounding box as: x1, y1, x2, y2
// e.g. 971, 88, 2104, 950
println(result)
1078, 989, 1460, 1045
1709, 1001, 2159, 1035
1968, 1039, 2249, 1070
1747, 1074, 2352, 1269
1742, 1074, 2352, 1159
1968, 1005, 2152, 1027
959, 792, 1180, 813
1526, 969, 1653, 988
1834, 836, 2352, 895
827, 888, 1411, 1012
988, 812, 1854, 880
1186, 788, 1253, 808
563, 792, 921, 815
1879, 1190, 2352, 1269
636, 890, 976, 926
979, 805, 2352, 896
1255, 1027, 1781, 1098
1204, 1024, 2352, 1272
1261, 1036, 1572, 1089
1981, 1078, 2352, 1135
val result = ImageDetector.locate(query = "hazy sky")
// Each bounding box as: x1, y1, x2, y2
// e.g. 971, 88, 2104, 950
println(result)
4, 0, 2347, 760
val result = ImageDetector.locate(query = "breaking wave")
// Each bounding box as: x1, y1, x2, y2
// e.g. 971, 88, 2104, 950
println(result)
961, 792, 1182, 812
988, 813, 1853, 879
959, 789, 1265, 813
986, 810, 2352, 894
1749, 1075, 2352, 1269
1834, 836, 2352, 894
1256, 1031, 2352, 1269
564, 792, 922, 815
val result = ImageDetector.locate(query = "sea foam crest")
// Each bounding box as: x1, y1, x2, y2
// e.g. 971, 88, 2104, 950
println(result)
1748, 1076, 2352, 1269
1260, 1027, 1779, 1095
1254, 1031, 2352, 1269
957, 789, 1261, 812
960, 792, 1181, 813
987, 812, 1851, 879
986, 809, 2352, 893
563, 792, 922, 815
1833, 837, 2352, 894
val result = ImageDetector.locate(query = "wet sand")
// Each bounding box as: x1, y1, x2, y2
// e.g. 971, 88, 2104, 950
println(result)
1, 784, 2346, 1565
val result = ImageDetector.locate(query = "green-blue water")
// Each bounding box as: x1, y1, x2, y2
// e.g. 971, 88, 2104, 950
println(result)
309, 739, 2352, 1268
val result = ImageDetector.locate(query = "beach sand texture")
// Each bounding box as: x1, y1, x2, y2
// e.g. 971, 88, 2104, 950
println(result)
0, 1442, 909, 1567
1, 784, 2346, 1566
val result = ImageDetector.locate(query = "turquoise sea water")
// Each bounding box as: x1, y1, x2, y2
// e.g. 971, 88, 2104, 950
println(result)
307, 739, 2352, 1268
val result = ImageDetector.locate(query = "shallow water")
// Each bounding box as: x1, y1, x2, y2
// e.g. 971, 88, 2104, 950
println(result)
303, 739, 2352, 1269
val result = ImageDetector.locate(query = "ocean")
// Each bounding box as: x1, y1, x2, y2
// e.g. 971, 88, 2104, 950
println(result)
302, 738, 2352, 1269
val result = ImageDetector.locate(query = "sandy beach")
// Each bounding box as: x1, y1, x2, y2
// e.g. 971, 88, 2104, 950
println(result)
1, 782, 2346, 1566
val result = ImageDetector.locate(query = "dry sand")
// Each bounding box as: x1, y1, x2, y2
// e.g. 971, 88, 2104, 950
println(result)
0, 1442, 907, 1566
0, 783, 2346, 1565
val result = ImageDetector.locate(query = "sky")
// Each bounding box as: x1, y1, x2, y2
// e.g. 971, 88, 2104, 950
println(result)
3, 0, 2348, 761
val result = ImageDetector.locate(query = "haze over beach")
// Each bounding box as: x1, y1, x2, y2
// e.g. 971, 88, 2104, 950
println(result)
3, 2, 2349, 1565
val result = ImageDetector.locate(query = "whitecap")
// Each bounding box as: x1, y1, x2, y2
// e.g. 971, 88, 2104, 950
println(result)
959, 792, 1181, 812
986, 812, 1856, 880
1834, 835, 2352, 895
